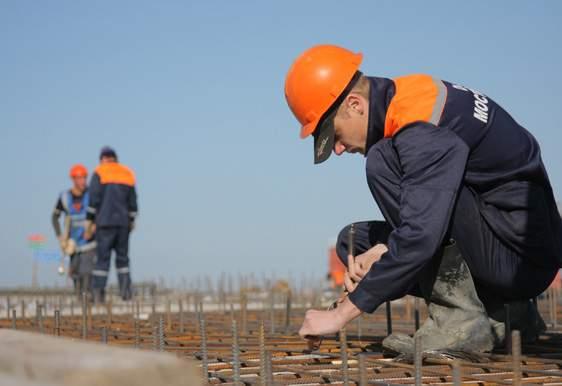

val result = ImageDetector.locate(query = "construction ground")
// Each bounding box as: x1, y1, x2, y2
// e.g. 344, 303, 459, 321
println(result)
0, 280, 561, 385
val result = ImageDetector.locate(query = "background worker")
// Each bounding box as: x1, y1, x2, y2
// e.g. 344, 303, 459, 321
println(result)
285, 45, 562, 355
86, 146, 138, 303
51, 164, 96, 297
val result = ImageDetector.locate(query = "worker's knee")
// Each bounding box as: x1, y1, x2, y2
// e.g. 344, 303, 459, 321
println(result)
115, 254, 129, 267
336, 224, 353, 266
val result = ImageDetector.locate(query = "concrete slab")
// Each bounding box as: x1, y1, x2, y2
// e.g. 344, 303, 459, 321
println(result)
0, 330, 202, 386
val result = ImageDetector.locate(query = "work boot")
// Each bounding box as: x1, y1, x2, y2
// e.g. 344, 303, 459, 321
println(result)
486, 299, 546, 346
118, 273, 133, 301
383, 242, 495, 355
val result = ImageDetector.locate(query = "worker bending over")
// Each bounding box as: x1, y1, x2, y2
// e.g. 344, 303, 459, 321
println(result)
86, 146, 138, 303
285, 45, 562, 354
51, 164, 96, 297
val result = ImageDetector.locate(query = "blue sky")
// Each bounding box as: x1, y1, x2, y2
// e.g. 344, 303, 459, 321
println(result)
1, 1, 561, 287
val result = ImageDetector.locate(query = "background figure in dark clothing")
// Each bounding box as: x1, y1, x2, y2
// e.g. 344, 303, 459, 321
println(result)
86, 146, 138, 303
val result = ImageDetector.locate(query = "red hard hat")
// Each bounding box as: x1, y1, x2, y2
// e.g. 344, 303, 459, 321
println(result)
69, 164, 88, 178
285, 45, 363, 139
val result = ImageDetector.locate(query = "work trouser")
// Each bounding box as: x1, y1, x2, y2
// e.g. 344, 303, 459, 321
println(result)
336, 139, 559, 306
92, 226, 131, 294
70, 249, 96, 297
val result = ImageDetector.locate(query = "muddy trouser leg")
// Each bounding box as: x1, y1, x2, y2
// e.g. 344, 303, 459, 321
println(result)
115, 226, 132, 301
92, 227, 116, 303
448, 187, 557, 344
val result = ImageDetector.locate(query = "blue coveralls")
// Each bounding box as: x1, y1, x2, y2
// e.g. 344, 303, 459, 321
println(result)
336, 75, 562, 313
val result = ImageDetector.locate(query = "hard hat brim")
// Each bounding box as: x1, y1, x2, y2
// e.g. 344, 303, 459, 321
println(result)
313, 108, 337, 164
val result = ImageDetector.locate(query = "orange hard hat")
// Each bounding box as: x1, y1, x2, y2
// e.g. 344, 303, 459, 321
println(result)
69, 164, 88, 178
285, 45, 363, 139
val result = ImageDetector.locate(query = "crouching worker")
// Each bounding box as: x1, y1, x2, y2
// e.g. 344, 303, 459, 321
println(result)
285, 45, 562, 354
51, 164, 96, 298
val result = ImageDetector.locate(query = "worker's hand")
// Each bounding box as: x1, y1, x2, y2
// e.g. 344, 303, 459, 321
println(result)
299, 297, 362, 340
349, 243, 388, 282
129, 221, 135, 232
58, 236, 67, 251
83, 221, 95, 240
299, 309, 345, 339
344, 270, 358, 293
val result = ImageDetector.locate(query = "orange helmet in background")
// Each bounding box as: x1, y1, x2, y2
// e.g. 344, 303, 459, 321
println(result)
69, 164, 88, 178
284, 45, 363, 139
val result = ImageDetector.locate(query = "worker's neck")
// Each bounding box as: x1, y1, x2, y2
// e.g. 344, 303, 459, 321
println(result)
71, 186, 85, 196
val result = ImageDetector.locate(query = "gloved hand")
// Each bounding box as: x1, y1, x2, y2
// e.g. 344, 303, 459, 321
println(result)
129, 220, 135, 232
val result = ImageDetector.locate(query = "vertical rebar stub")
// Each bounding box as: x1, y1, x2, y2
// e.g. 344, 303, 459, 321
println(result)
284, 289, 292, 333
54, 309, 61, 336
259, 320, 267, 386
158, 316, 165, 351
348, 223, 355, 257
340, 328, 349, 386
37, 304, 44, 334
101, 326, 108, 344
179, 299, 185, 334
504, 303, 512, 352
200, 316, 209, 380
512, 329, 522, 386
414, 297, 420, 331
264, 350, 273, 385
152, 323, 158, 351
386, 301, 393, 335
358, 354, 368, 386
452, 359, 462, 386
414, 334, 423, 386
232, 319, 241, 384
81, 292, 87, 340
134, 319, 140, 349
11, 309, 16, 330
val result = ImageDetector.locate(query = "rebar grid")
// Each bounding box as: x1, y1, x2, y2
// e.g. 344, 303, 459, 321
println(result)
1, 285, 561, 385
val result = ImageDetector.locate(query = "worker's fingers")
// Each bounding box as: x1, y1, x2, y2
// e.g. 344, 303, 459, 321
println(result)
354, 261, 368, 280
344, 271, 357, 293
336, 291, 348, 304
349, 257, 363, 282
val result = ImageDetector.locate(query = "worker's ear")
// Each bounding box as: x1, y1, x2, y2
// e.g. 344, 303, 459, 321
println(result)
344, 93, 366, 116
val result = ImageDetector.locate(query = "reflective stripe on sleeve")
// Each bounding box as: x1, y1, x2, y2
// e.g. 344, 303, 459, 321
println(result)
429, 77, 447, 125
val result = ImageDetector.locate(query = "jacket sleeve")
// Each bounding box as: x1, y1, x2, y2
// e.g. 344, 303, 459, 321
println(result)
51, 197, 63, 237
348, 122, 470, 313
128, 185, 138, 222
86, 172, 102, 222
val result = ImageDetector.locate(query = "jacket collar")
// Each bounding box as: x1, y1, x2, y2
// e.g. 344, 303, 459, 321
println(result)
365, 76, 395, 153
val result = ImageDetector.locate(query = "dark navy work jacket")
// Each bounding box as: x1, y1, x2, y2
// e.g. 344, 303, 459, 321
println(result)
86, 162, 138, 227
348, 75, 562, 312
